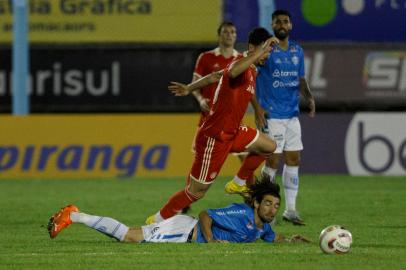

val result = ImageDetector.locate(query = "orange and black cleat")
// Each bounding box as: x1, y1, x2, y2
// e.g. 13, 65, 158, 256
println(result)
47, 205, 79, 239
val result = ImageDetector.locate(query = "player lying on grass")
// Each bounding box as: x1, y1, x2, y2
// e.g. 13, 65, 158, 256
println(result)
48, 180, 310, 243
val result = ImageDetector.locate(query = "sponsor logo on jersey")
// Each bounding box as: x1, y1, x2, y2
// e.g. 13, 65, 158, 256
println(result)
272, 80, 299, 88
215, 209, 246, 216
246, 85, 255, 94
272, 69, 298, 78
273, 70, 280, 77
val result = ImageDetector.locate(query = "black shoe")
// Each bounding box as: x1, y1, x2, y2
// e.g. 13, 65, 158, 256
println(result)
282, 210, 305, 226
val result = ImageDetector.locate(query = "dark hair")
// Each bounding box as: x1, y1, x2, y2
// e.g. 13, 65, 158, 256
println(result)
248, 27, 271, 46
272, 9, 292, 20
217, 21, 236, 35
247, 180, 281, 206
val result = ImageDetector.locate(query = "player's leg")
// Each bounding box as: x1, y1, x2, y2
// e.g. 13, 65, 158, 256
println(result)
226, 127, 276, 194
281, 117, 304, 225
141, 215, 198, 243
262, 153, 282, 182
261, 118, 286, 182
147, 134, 229, 224
47, 205, 130, 241
152, 177, 212, 223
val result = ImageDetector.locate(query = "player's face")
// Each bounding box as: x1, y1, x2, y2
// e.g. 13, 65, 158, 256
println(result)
272, 15, 292, 40
257, 194, 280, 223
218, 25, 237, 47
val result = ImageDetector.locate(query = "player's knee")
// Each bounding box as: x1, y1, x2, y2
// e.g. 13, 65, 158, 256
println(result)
264, 139, 277, 154
187, 186, 208, 200
285, 153, 300, 166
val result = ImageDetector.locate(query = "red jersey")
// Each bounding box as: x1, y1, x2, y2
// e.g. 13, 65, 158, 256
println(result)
194, 48, 240, 125
200, 59, 257, 141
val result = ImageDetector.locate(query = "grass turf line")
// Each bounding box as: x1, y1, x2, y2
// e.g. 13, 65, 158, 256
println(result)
0, 176, 405, 270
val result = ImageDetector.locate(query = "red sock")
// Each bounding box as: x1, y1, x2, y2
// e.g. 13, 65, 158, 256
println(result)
237, 154, 265, 185
159, 187, 199, 219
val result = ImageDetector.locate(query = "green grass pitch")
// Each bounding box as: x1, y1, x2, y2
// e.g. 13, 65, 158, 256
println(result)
0, 175, 405, 270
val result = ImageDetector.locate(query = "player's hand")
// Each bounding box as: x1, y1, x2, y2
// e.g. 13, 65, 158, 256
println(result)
308, 98, 316, 118
288, 234, 312, 243
198, 97, 210, 112
268, 36, 280, 47
208, 239, 229, 243
168, 81, 190, 96
262, 37, 280, 52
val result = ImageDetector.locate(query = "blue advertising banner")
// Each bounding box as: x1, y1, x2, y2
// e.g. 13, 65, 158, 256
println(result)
224, 0, 406, 42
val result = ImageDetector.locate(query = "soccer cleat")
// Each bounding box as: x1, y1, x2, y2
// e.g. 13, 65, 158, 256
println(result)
282, 210, 305, 226
48, 204, 79, 239
145, 214, 156, 225
224, 180, 249, 195
260, 171, 276, 183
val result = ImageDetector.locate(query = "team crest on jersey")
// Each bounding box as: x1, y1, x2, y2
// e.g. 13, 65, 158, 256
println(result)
290, 46, 298, 53
210, 172, 217, 179
213, 63, 220, 69
291, 55, 299, 66
275, 58, 282, 64
246, 85, 255, 94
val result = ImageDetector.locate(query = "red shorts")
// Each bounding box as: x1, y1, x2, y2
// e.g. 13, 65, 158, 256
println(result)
190, 125, 259, 184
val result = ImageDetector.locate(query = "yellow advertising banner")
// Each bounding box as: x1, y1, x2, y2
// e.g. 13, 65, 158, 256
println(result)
0, 0, 221, 43
0, 114, 255, 179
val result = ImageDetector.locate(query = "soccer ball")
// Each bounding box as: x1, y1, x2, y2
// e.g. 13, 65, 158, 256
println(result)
319, 225, 353, 254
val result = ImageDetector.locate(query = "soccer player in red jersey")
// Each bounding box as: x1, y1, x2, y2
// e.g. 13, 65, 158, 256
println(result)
192, 21, 240, 128
146, 28, 279, 224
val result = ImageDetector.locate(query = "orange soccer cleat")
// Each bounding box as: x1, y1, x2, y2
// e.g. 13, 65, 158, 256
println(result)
47, 204, 79, 239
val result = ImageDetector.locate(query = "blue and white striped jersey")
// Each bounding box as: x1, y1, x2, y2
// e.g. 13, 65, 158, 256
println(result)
256, 40, 305, 119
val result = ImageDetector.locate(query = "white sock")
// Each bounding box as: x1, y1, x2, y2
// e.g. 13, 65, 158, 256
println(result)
70, 212, 129, 242
155, 212, 164, 223
282, 165, 299, 212
261, 166, 277, 182
233, 175, 246, 186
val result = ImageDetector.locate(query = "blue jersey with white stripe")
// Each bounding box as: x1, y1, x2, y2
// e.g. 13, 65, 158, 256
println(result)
196, 203, 275, 243
256, 40, 305, 119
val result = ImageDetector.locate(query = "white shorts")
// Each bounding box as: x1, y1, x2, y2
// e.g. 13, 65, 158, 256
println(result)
266, 117, 303, 154
141, 215, 198, 243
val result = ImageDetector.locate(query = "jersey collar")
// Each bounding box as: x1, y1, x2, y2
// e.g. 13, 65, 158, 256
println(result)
214, 47, 239, 57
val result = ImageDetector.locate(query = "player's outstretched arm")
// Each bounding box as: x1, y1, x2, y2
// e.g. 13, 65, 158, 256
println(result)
168, 71, 223, 96
199, 211, 229, 243
198, 210, 215, 242
274, 233, 311, 243
191, 75, 210, 112
299, 77, 316, 118
228, 37, 278, 79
